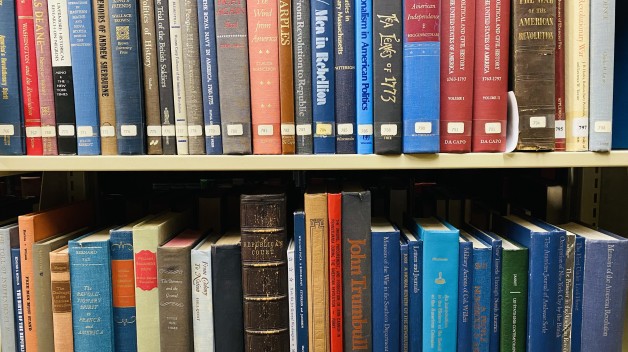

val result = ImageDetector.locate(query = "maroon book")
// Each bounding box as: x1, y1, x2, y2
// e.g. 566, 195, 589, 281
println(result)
554, 0, 566, 151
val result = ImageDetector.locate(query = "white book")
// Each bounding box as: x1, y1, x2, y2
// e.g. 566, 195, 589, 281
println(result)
191, 236, 218, 352
168, 0, 189, 154
287, 239, 297, 352
0, 224, 18, 352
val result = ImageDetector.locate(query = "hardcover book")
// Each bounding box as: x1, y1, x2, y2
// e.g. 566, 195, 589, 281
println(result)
169, 0, 190, 154
191, 234, 220, 351
562, 231, 576, 352
292, 0, 313, 154
555, 0, 566, 151
141, 0, 163, 155
12, 247, 26, 352
334, 0, 356, 154
287, 239, 297, 351
400, 228, 422, 352
294, 211, 309, 352
155, 0, 177, 155
279, 0, 296, 154
49, 246, 72, 352
570, 234, 585, 352
457, 235, 473, 352
355, 0, 373, 154
400, 236, 409, 352
612, 0, 628, 150
328, 192, 343, 350
0, 224, 18, 352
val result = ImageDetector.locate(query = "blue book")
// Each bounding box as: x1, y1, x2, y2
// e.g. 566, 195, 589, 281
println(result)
294, 211, 309, 352
400, 228, 422, 352
400, 236, 409, 351
198, 0, 222, 154
10, 247, 25, 352
408, 217, 459, 352
334, 0, 356, 153
457, 235, 473, 352
371, 219, 400, 352
69, 229, 115, 351
311, 0, 335, 153
68, 0, 100, 155
0, 0, 25, 155
570, 235, 586, 352
354, 0, 373, 154
109, 0, 145, 154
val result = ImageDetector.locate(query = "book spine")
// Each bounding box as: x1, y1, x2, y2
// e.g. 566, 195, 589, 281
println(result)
490, 242, 502, 352
134, 236, 161, 352
355, 0, 373, 154
69, 240, 114, 351
400, 240, 409, 352
328, 194, 343, 351
215, 0, 253, 154
288, 243, 297, 351
408, 240, 422, 352
198, 0, 222, 154
311, 0, 336, 154
110, 0, 145, 154
248, 0, 282, 155
279, 0, 296, 154
18, 219, 38, 352
191, 249, 215, 351
0, 0, 25, 155
562, 234, 575, 352
471, 0, 509, 152
0, 235, 17, 352
334, 0, 356, 154
554, 0, 566, 151
32, 243, 54, 352
570, 236, 585, 352
141, 0, 163, 155
458, 241, 473, 352
50, 250, 73, 352
94, 0, 118, 155
110, 231, 137, 352
33, 0, 59, 155
588, 0, 615, 151
292, 0, 313, 154
440, 0, 474, 153
564, 0, 589, 152
68, 0, 101, 155
212, 244, 244, 351
372, 229, 400, 352
402, 0, 440, 154
294, 211, 309, 352
155, 0, 177, 154
500, 249, 528, 352
169, 0, 190, 154
556, 233, 567, 348
471, 249, 492, 351
372, 0, 402, 154
11, 248, 26, 352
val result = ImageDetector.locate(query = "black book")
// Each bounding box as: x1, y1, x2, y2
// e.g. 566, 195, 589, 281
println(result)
154, 0, 177, 155
292, 0, 313, 154
334, 0, 357, 154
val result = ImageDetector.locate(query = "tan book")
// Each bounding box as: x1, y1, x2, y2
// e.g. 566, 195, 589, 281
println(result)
49, 246, 72, 352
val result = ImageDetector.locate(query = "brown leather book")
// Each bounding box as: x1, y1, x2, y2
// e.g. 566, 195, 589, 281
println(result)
278, 0, 296, 154
240, 194, 289, 352
141, 0, 163, 155
49, 246, 73, 352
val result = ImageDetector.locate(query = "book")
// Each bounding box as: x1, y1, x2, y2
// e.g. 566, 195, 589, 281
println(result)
141, 0, 162, 155
334, 0, 356, 154
12, 247, 26, 352
570, 234, 585, 352
198, 0, 223, 154
400, 236, 409, 352
402, 0, 440, 154
292, 0, 313, 154
612, 0, 628, 150
457, 234, 473, 352
328, 192, 343, 350
49, 246, 72, 352
68, 0, 100, 155
471, 0, 509, 152
158, 229, 204, 350
440, 0, 474, 153
372, 219, 400, 352
155, 0, 177, 155
355, 0, 373, 154
212, 232, 244, 351
401, 228, 422, 352
191, 234, 219, 351
562, 230, 576, 351
294, 211, 309, 352
169, 0, 190, 154
555, 0, 566, 151
372, 0, 402, 154
511, 0, 556, 151
215, 0, 253, 155
69, 229, 115, 351
287, 239, 297, 351
279, 0, 296, 154
0, 224, 18, 352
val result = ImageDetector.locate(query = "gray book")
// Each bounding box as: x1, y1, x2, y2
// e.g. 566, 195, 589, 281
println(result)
292, 0, 313, 154
0, 223, 18, 352
141, 0, 163, 155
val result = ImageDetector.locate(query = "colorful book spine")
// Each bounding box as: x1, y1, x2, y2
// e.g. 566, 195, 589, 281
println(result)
154, 0, 177, 154
287, 240, 297, 351
555, 0, 566, 151
570, 235, 585, 352
311, 0, 336, 154
402, 231, 422, 352
110, 229, 137, 352
402, 0, 440, 154
292, 0, 313, 154
191, 237, 216, 351
0, 0, 25, 155
400, 238, 409, 352
355, 0, 373, 154
440, 0, 474, 152
328, 193, 343, 350
457, 239, 473, 352
0, 226, 18, 352
198, 0, 222, 154
11, 247, 26, 352
141, 0, 163, 155
279, 0, 296, 154
469, 238, 492, 351
68, 0, 100, 155
294, 211, 309, 352
169, 0, 189, 154
50, 247, 73, 352
334, 0, 356, 153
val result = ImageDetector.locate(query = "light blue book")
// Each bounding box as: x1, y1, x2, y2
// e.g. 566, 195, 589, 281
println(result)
355, 0, 373, 154
457, 235, 473, 352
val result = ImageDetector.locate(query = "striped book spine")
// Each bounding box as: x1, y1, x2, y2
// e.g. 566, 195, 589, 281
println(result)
169, 0, 189, 154
355, 0, 373, 154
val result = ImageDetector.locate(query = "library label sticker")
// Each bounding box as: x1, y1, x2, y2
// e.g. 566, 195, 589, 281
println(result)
227, 124, 244, 136
188, 125, 203, 137
529, 116, 546, 128
594, 121, 612, 133
281, 123, 295, 136
484, 122, 501, 134
573, 117, 589, 137
381, 124, 398, 136
205, 125, 221, 137
337, 123, 354, 135
555, 120, 566, 139
162, 125, 176, 137
147, 125, 162, 137
258, 125, 274, 136
77, 126, 94, 138
447, 122, 465, 134
176, 125, 189, 137
358, 124, 373, 136
0, 125, 15, 136
414, 122, 432, 134
100, 126, 115, 137
296, 124, 312, 136
121, 125, 138, 137
316, 123, 333, 136
57, 125, 74, 137
41, 126, 56, 137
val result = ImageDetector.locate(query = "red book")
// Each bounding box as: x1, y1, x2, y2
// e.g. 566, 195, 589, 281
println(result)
472, 0, 510, 152
554, 0, 566, 151
328, 192, 343, 351
247, 0, 282, 154
17, 0, 44, 155
440, 0, 475, 152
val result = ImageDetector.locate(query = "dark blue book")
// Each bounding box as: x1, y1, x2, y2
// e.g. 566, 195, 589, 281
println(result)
371, 219, 400, 352
612, 1, 627, 149
0, 0, 25, 155
457, 235, 473, 352
355, 0, 373, 154
69, 229, 115, 351
294, 211, 309, 352
10, 247, 25, 352
68, 0, 101, 155
311, 0, 336, 153
198, 0, 222, 154
570, 235, 585, 352
400, 228, 422, 352
334, 0, 356, 153
400, 236, 409, 352
109, 0, 145, 154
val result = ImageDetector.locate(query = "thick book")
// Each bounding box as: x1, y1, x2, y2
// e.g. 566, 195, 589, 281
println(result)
0, 224, 18, 352
328, 192, 343, 350
132, 211, 192, 352
612, 0, 628, 150
471, 0, 509, 152
294, 211, 309, 352
400, 236, 409, 352
287, 239, 297, 351
408, 217, 459, 352
401, 228, 422, 352
69, 229, 115, 351
198, 0, 223, 154
212, 232, 244, 352
355, 0, 373, 154
12, 247, 26, 352
141, 0, 163, 155
292, 0, 313, 154
402, 0, 440, 154
570, 235, 585, 352
279, 0, 296, 154
191, 235, 219, 351
248, 0, 282, 155
511, 0, 556, 151
371, 220, 400, 352
110, 0, 144, 154
155, 0, 177, 155
158, 229, 204, 350
68, 0, 100, 155
215, 0, 252, 154
334, 0, 356, 154
240, 194, 289, 350
49, 246, 72, 352
555, 0, 566, 151
372, 0, 402, 154
169, 0, 190, 154
457, 235, 473, 352
562, 231, 576, 352
440, 0, 474, 152
0, 0, 25, 155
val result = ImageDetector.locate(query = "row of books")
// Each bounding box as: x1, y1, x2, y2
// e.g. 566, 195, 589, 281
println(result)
0, 0, 623, 156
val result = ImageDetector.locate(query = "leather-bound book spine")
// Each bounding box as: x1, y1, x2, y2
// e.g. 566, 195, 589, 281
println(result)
554, 0, 566, 151
279, 0, 296, 154
240, 194, 289, 351
292, 0, 313, 154
511, 0, 556, 151
334, 0, 356, 154
49, 247, 73, 352
141, 0, 163, 155
155, 0, 177, 154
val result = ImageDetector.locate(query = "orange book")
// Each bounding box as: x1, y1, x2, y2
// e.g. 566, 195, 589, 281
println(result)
19, 202, 94, 352
247, 0, 282, 154
328, 192, 343, 351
